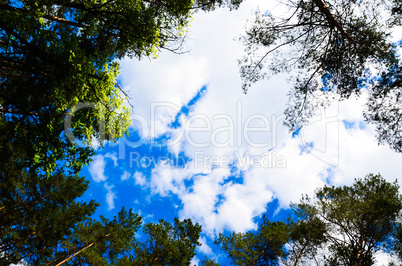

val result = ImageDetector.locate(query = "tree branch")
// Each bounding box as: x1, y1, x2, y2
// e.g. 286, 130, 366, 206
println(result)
55, 233, 111, 266
0, 108, 39, 116
312, 0, 355, 44
0, 3, 84, 27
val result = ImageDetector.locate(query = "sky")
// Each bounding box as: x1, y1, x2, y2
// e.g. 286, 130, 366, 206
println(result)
78, 0, 402, 264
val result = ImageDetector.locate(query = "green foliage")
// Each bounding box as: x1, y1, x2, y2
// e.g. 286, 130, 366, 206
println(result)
53, 215, 201, 265
0, 0, 246, 177
216, 174, 402, 265
0, 1, 234, 265
201, 257, 221, 265
0, 0, 246, 176
313, 174, 402, 265
1, 0, 183, 175
52, 207, 142, 266
286, 202, 327, 265
134, 218, 202, 265
286, 174, 402, 265
1, 198, 202, 265
0, 170, 98, 265
193, 0, 243, 11
215, 218, 290, 265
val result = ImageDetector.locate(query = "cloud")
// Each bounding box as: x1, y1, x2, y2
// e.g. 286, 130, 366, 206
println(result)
190, 257, 200, 266
178, 167, 230, 235
88, 154, 107, 182
150, 165, 191, 196
104, 183, 117, 211
109, 0, 402, 238
88, 153, 120, 183
374, 250, 399, 265
218, 180, 274, 226
134, 171, 148, 187
197, 237, 213, 256
121, 171, 131, 181
134, 91, 402, 236
105, 152, 118, 167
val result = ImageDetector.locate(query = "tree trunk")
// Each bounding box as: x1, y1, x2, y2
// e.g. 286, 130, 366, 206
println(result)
293, 244, 307, 266
312, 0, 355, 44
55, 233, 111, 266
354, 234, 365, 266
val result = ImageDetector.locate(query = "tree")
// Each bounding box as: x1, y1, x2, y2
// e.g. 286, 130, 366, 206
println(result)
215, 218, 290, 265
238, 0, 402, 152
1, 191, 202, 266
214, 210, 327, 266
310, 174, 402, 265
50, 207, 143, 266
216, 174, 402, 265
365, 61, 402, 152
201, 257, 221, 265
49, 214, 201, 266
0, 0, 247, 176
134, 218, 202, 265
0, 1, 237, 265
0, 0, 197, 175
0, 170, 98, 265
284, 203, 327, 265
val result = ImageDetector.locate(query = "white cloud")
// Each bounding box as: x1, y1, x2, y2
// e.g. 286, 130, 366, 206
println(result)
197, 237, 213, 256
215, 182, 274, 232
105, 152, 118, 167
121, 171, 131, 181
104, 183, 117, 211
115, 0, 402, 236
134, 171, 148, 187
190, 256, 200, 266
88, 154, 107, 182
374, 250, 399, 265
150, 165, 191, 196
178, 167, 230, 235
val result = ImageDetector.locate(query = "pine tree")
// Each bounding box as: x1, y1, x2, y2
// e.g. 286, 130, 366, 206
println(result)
216, 174, 402, 265
238, 0, 402, 152
215, 219, 290, 265
0, 170, 98, 265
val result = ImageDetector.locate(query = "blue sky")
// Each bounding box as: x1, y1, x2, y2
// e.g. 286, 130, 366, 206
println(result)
78, 0, 402, 264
